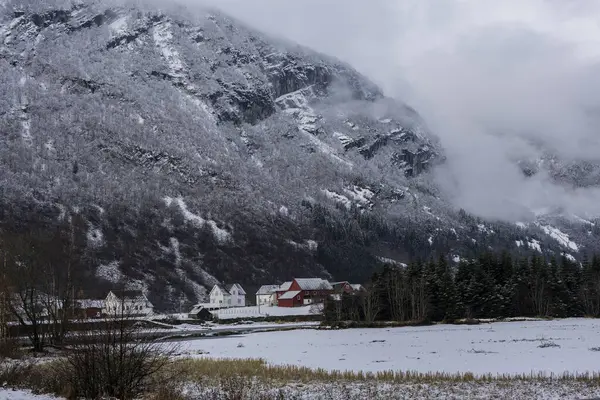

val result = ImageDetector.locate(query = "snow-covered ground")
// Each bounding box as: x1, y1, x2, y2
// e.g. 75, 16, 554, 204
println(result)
212, 305, 320, 320
179, 318, 600, 375
0, 389, 59, 400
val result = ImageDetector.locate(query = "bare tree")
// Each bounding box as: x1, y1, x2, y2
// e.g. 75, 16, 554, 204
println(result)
384, 268, 407, 321
64, 296, 177, 399
2, 230, 48, 352
0, 219, 84, 351
360, 283, 381, 323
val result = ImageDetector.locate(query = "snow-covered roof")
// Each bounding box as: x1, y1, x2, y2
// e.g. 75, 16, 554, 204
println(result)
227, 283, 246, 295
109, 290, 146, 301
190, 304, 211, 314
279, 290, 301, 300
256, 285, 280, 295
215, 283, 246, 295
278, 281, 293, 291
294, 278, 333, 290
350, 284, 365, 291
77, 299, 104, 309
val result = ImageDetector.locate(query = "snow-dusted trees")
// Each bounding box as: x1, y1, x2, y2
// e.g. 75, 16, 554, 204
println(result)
325, 252, 595, 324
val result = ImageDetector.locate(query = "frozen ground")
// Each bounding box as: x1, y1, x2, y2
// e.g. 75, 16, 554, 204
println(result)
184, 381, 600, 400
179, 318, 600, 375
0, 389, 59, 399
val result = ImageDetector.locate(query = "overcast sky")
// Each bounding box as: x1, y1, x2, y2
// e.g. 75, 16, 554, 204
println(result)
188, 0, 600, 220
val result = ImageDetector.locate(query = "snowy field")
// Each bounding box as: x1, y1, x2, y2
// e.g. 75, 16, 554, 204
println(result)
0, 389, 59, 400
212, 305, 320, 320
179, 318, 600, 375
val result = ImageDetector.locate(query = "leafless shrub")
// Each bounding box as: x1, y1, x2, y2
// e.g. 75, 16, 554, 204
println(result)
538, 341, 560, 348
0, 338, 23, 359
61, 310, 178, 400
0, 359, 33, 386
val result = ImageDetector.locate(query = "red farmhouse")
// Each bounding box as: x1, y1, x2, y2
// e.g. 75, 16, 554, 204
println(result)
277, 278, 333, 307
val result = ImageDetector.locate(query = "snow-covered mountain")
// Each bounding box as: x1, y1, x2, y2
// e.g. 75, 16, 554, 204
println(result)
1, 0, 599, 310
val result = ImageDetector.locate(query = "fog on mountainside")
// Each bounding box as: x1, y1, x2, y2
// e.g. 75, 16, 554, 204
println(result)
194, 0, 600, 221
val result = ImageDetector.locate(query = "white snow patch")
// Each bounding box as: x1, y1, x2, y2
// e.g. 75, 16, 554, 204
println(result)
563, 253, 577, 262
96, 261, 123, 283
515, 222, 527, 229
278, 205, 289, 216
153, 22, 185, 78
377, 256, 406, 267
109, 15, 129, 36
44, 140, 55, 153
21, 118, 32, 145
86, 226, 104, 248
322, 189, 351, 210
379, 118, 392, 123
276, 87, 352, 167
452, 255, 461, 263
55, 204, 66, 221
345, 120, 359, 130
343, 186, 374, 208
572, 215, 595, 226
333, 131, 353, 147
428, 236, 433, 245
287, 239, 319, 253
168, 237, 207, 302
164, 196, 231, 243
170, 237, 182, 266
528, 239, 542, 253
477, 224, 494, 234
538, 225, 579, 252
0, 389, 61, 400
516, 240, 524, 247
306, 240, 318, 252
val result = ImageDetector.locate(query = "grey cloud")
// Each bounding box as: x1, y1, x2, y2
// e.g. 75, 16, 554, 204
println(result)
163, 0, 600, 220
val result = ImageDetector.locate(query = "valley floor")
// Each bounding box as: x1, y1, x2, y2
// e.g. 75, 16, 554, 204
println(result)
5, 318, 600, 399
178, 318, 600, 375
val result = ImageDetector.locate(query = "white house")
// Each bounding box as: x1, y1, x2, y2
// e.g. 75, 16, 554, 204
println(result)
103, 290, 154, 317
255, 285, 280, 306
209, 284, 246, 308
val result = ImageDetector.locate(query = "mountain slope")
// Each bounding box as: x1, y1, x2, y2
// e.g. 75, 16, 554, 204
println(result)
1, 0, 598, 310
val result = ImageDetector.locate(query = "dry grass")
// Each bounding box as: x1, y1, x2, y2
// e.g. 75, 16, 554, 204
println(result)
169, 357, 600, 385
3, 357, 600, 399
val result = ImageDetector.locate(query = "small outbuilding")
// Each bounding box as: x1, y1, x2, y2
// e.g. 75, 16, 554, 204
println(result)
188, 304, 214, 321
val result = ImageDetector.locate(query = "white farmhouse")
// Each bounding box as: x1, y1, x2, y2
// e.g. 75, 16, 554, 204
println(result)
103, 290, 154, 317
255, 285, 279, 306
209, 284, 246, 308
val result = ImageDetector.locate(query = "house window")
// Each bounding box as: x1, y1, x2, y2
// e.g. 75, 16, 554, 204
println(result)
313, 291, 317, 295
296, 295, 300, 300
305, 291, 309, 295
238, 298, 241, 304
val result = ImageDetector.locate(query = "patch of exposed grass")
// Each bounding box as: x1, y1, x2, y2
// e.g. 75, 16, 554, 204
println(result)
169, 357, 600, 385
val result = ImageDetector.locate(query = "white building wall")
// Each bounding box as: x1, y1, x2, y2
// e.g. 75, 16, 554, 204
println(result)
102, 292, 153, 316
256, 293, 275, 306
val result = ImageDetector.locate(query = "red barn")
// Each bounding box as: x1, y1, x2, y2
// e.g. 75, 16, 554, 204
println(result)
331, 281, 353, 294
277, 278, 334, 307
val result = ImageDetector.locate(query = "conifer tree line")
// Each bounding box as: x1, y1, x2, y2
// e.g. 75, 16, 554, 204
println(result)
324, 252, 600, 323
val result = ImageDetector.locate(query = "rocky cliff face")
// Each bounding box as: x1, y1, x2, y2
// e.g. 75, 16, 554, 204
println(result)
1, 0, 598, 310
